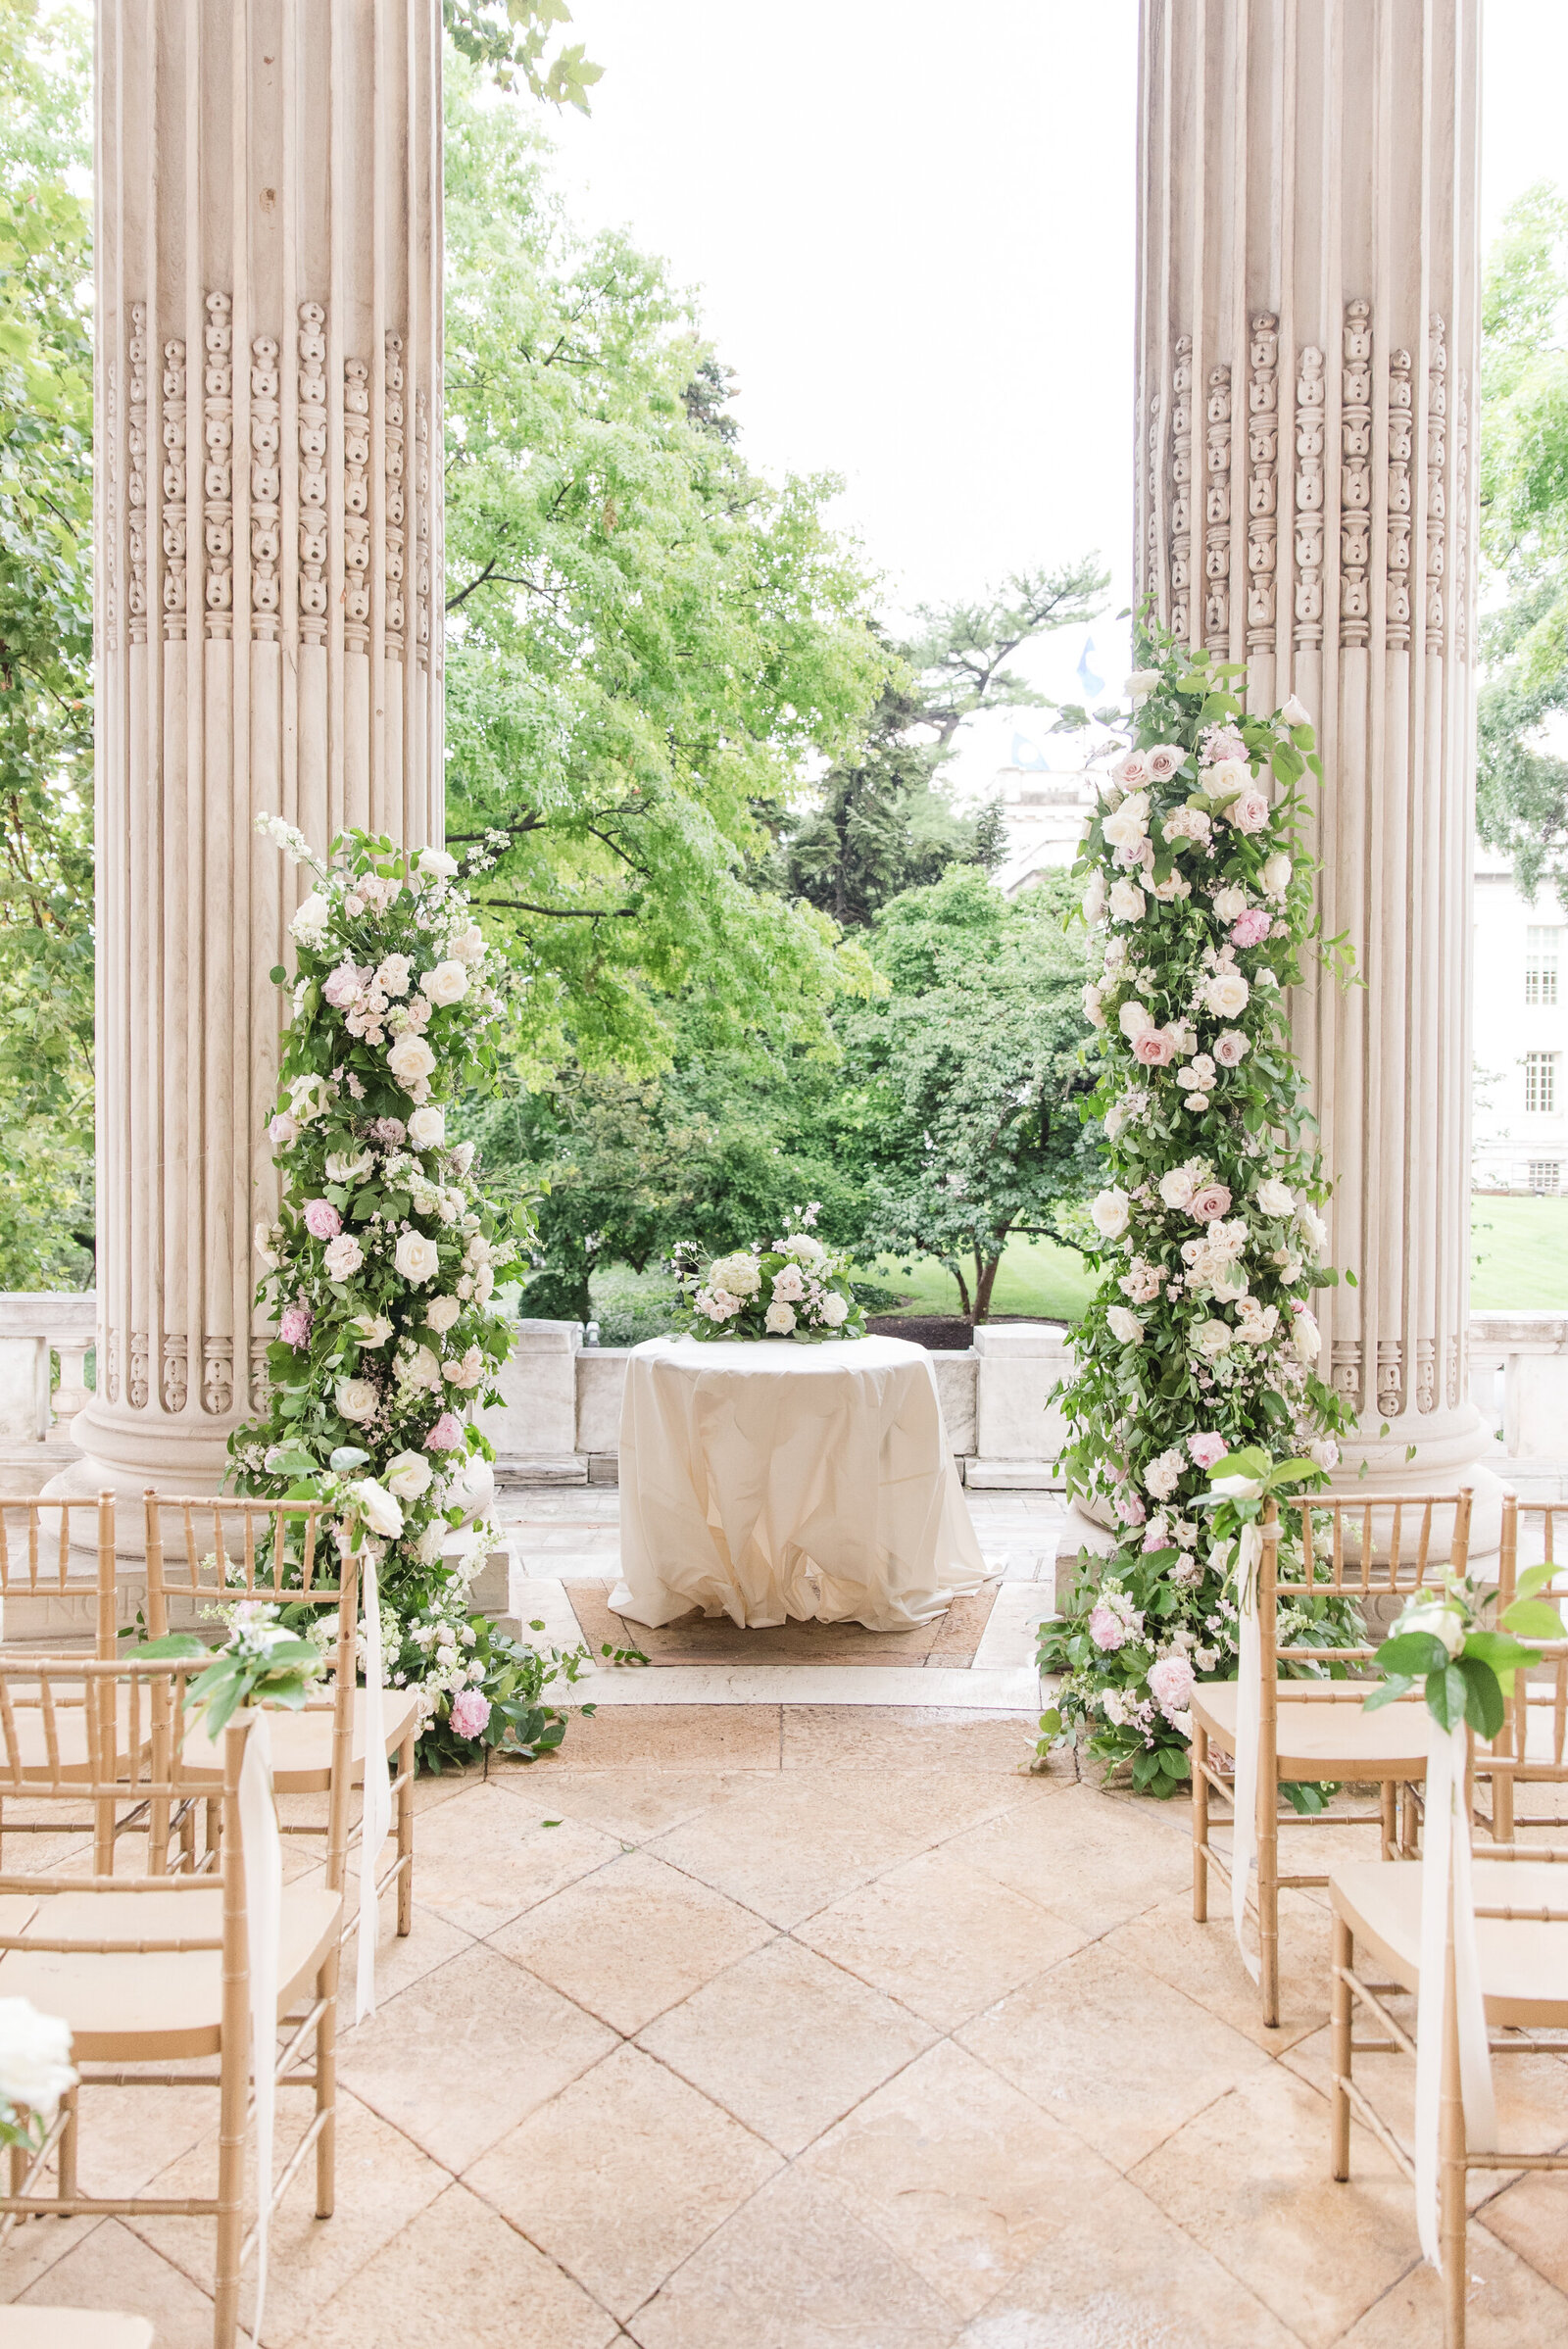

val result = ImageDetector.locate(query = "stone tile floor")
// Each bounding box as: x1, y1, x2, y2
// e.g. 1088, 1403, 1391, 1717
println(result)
6, 1702, 1567, 2348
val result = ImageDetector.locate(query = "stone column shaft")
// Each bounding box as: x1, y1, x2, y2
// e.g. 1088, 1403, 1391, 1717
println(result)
1135, 0, 1494, 1522
81, 0, 444, 1491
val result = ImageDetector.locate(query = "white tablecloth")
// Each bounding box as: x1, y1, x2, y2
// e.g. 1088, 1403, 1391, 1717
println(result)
609, 1335, 987, 1633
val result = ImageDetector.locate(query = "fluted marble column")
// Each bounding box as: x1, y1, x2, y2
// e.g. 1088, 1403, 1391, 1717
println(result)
74, 1, 444, 1493
1135, 0, 1498, 1536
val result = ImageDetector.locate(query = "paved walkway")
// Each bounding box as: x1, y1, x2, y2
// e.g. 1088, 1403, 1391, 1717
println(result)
6, 1703, 1567, 2347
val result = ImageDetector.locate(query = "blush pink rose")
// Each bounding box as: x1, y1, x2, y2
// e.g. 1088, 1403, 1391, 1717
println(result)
449, 1688, 492, 1739
1149, 1654, 1196, 1718
1230, 786, 1272, 832
1112, 750, 1151, 788
1132, 1027, 1178, 1067
303, 1199, 342, 1240
269, 1113, 300, 1149
1231, 908, 1273, 948
1114, 1489, 1148, 1527
1088, 1602, 1130, 1653
424, 1411, 464, 1452
322, 961, 367, 1008
1145, 743, 1186, 781
278, 1304, 313, 1349
1189, 1184, 1233, 1223
1212, 1030, 1250, 1066
1188, 1431, 1228, 1469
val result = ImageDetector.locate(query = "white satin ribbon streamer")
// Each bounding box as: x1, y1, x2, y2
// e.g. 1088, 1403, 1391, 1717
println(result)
355, 1539, 389, 2025
1414, 1715, 1496, 2268
1229, 1523, 1263, 1982
236, 1710, 281, 2349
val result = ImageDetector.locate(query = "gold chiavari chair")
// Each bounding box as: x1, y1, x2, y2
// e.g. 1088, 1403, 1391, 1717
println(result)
1481, 1495, 1568, 1842
1330, 1839, 1568, 2348
0, 1652, 346, 2349
0, 1495, 130, 1873
1192, 1490, 1472, 2028
144, 1495, 417, 1938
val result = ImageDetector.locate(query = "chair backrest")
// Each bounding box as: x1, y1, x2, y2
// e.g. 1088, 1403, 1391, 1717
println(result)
1258, 1489, 1474, 1688
0, 1494, 118, 1656
0, 1652, 259, 1998
1497, 1495, 1568, 1782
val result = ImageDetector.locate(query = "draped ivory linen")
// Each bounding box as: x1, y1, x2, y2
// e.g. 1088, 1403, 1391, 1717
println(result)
611, 1336, 987, 1634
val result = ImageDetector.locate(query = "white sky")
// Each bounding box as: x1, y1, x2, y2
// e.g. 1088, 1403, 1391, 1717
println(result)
545, 0, 1568, 785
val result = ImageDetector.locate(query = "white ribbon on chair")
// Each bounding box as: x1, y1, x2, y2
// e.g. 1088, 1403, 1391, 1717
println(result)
1413, 1714, 1495, 2269
236, 1709, 282, 2349
1228, 1522, 1264, 1982
355, 1539, 390, 2026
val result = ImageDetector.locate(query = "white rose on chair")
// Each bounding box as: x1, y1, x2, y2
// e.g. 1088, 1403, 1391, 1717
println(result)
0, 1999, 75, 2138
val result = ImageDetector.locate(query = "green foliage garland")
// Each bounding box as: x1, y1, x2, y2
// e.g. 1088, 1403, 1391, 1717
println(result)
1039, 636, 1357, 1792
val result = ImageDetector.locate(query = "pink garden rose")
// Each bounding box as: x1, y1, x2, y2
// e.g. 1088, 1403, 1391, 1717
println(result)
1145, 743, 1186, 781
1113, 1489, 1147, 1527
303, 1199, 342, 1241
278, 1304, 313, 1349
1149, 1654, 1196, 1719
1212, 1030, 1250, 1067
424, 1411, 464, 1452
322, 961, 367, 1008
1200, 724, 1249, 767
1187, 1431, 1228, 1469
1189, 1184, 1233, 1223
1088, 1603, 1130, 1652
370, 1117, 407, 1147
449, 1688, 492, 1739
1230, 908, 1273, 948
1132, 1026, 1179, 1067
1230, 786, 1272, 833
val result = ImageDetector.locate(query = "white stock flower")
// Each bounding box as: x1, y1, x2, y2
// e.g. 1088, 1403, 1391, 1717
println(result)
353, 1479, 404, 1538
386, 1033, 436, 1091
408, 1105, 446, 1150
334, 1376, 379, 1424
1106, 1306, 1145, 1344
0, 1999, 75, 2122
426, 1295, 462, 1334
395, 1230, 440, 1285
423, 959, 468, 1007
764, 1298, 797, 1334
1091, 1187, 1131, 1241
384, 1450, 433, 1499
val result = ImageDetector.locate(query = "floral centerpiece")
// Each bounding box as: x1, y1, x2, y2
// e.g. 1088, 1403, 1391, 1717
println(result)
0, 1999, 75, 2159
1038, 635, 1358, 1793
236, 821, 584, 1757
675, 1209, 866, 1343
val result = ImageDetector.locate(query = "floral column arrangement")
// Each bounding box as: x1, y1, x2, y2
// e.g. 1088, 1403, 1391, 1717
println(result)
1040, 639, 1356, 1793
237, 821, 549, 1756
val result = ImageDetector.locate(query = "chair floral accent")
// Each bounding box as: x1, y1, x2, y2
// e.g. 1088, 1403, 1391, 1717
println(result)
1480, 1495, 1568, 1841
1039, 633, 1354, 1793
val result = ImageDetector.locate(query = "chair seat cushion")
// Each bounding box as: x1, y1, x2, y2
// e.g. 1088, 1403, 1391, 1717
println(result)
1330, 1859, 1568, 2030
0, 1686, 152, 1783
1191, 1679, 1429, 1778
179, 1686, 421, 1791
0, 2312, 154, 2348
0, 1883, 342, 2059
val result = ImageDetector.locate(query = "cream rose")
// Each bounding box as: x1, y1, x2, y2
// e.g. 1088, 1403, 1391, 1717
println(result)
408, 1105, 446, 1150
1158, 1165, 1198, 1210
1091, 1187, 1131, 1241
1083, 983, 1107, 1030
425, 1294, 462, 1334
353, 1478, 404, 1538
423, 959, 468, 1007
1106, 1306, 1144, 1344
1281, 694, 1312, 727
1117, 997, 1156, 1042
416, 848, 460, 881
334, 1376, 379, 1424
355, 1313, 393, 1348
1192, 1319, 1234, 1359
1082, 872, 1106, 925
764, 1298, 797, 1334
818, 1292, 849, 1327
384, 1449, 433, 1500
324, 1148, 373, 1184
1255, 1179, 1296, 1218
1203, 969, 1250, 1018
447, 923, 487, 965
1108, 877, 1148, 924
395, 1230, 440, 1285
290, 891, 330, 945
386, 1033, 436, 1091
1261, 851, 1293, 900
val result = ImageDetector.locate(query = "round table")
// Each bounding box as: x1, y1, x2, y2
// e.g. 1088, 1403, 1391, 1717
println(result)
609, 1334, 987, 1633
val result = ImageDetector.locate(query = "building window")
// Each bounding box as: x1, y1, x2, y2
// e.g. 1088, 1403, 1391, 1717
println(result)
1526, 926, 1560, 1005
1529, 1160, 1561, 1195
1525, 1052, 1558, 1114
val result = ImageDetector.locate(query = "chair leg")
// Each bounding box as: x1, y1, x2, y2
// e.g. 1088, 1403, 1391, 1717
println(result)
1380, 1779, 1397, 1862
206, 1795, 222, 1866
1441, 1941, 1468, 2348
57, 2080, 78, 2206
1401, 1783, 1419, 1857
1330, 1915, 1352, 2180
397, 1731, 415, 1936
314, 1946, 340, 2220
213, 2039, 247, 2349
1494, 1764, 1515, 1847
1258, 1783, 1280, 2030
1192, 1722, 1209, 1923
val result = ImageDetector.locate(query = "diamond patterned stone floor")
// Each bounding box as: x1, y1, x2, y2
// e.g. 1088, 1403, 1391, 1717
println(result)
4, 1707, 1566, 2347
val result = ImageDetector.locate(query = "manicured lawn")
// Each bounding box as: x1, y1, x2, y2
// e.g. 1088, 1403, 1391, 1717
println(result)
1471, 1194, 1568, 1310
873, 1235, 1098, 1325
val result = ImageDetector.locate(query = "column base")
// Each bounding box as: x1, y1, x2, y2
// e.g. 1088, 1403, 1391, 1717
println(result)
1332, 1401, 1506, 1573
32, 1407, 237, 1636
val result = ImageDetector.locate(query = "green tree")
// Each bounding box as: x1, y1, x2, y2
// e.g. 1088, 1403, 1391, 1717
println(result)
0, 0, 94, 1288
442, 67, 891, 1077
847, 865, 1100, 1321
1476, 183, 1568, 894
783, 561, 1106, 928
443, 0, 603, 111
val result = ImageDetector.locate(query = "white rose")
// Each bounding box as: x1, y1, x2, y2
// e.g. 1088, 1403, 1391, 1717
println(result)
288, 1072, 331, 1122
426, 1295, 462, 1334
423, 960, 468, 1007
384, 1449, 433, 1500
290, 891, 330, 944
325, 1149, 373, 1184
353, 1478, 404, 1538
416, 848, 460, 881
1261, 851, 1293, 901
1126, 668, 1161, 701
355, 1313, 393, 1348
1193, 1319, 1234, 1359
323, 1233, 365, 1283
1309, 1438, 1340, 1471
1203, 969, 1250, 1018
784, 1233, 827, 1266
397, 1344, 443, 1392
1158, 1166, 1197, 1210
1109, 877, 1148, 924
1202, 758, 1249, 802
1106, 1306, 1144, 1344
818, 1292, 849, 1327
395, 1230, 441, 1286
0, 1999, 75, 2123
764, 1298, 797, 1334
448, 923, 487, 965
1281, 694, 1312, 727
1292, 1307, 1322, 1362
1255, 1179, 1296, 1218
1082, 872, 1106, 925
335, 1376, 379, 1424
474, 1263, 496, 1302
1083, 983, 1107, 1029
1102, 800, 1150, 853
1210, 884, 1249, 923
1091, 1187, 1131, 1241
1118, 997, 1156, 1042
1398, 1597, 1465, 1657
386, 1033, 436, 1091
408, 1106, 446, 1150
254, 1219, 279, 1267
448, 1455, 496, 1521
